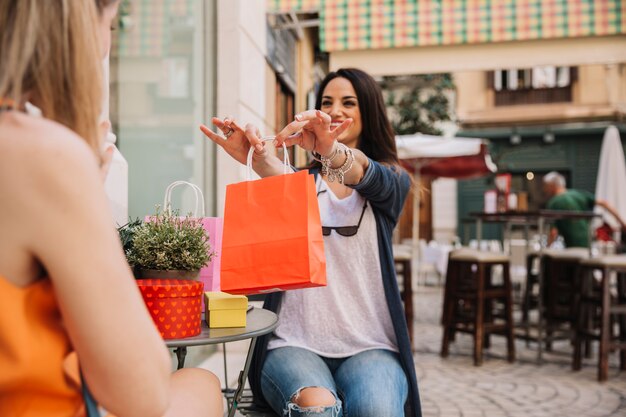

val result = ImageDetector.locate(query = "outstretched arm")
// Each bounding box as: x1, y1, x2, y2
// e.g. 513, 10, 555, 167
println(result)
19, 121, 172, 417
596, 199, 626, 230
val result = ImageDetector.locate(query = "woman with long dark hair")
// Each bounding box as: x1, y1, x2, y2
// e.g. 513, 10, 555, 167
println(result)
202, 68, 422, 417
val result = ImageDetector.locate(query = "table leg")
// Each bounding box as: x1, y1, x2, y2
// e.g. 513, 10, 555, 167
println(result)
523, 223, 532, 346
227, 337, 258, 417
536, 217, 545, 364
174, 347, 187, 370
504, 222, 512, 254
403, 259, 414, 349
477, 219, 483, 246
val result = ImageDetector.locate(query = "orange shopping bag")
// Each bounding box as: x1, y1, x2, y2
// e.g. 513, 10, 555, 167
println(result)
220, 142, 326, 294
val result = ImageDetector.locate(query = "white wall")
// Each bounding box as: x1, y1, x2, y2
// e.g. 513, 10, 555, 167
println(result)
432, 178, 458, 243
216, 0, 267, 215
330, 36, 626, 76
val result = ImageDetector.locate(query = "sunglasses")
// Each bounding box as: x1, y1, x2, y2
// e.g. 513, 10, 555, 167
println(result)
317, 190, 368, 237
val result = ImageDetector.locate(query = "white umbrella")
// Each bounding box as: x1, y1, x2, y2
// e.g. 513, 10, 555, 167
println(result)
396, 133, 497, 284
594, 125, 626, 230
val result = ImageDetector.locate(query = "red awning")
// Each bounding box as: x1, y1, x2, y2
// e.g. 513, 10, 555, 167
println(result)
396, 134, 497, 179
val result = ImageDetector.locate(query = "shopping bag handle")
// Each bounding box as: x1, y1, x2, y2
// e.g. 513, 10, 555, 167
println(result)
163, 181, 205, 216
246, 136, 291, 181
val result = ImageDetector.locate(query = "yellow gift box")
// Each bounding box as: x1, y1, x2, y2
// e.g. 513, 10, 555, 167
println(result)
204, 292, 248, 328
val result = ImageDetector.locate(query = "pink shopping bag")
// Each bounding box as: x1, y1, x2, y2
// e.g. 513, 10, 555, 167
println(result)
197, 217, 222, 293
146, 181, 223, 298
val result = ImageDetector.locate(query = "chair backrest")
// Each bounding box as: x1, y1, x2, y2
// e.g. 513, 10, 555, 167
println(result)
81, 372, 101, 417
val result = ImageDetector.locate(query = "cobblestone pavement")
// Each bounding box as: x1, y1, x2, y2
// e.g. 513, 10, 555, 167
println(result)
413, 286, 626, 417
197, 286, 626, 416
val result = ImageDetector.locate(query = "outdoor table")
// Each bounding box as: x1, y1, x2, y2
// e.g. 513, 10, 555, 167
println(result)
469, 210, 599, 363
165, 307, 278, 417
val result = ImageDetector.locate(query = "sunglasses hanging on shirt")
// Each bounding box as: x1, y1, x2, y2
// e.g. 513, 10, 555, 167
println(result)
317, 189, 368, 237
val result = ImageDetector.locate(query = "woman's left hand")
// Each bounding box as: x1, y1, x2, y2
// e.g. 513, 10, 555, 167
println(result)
274, 110, 352, 156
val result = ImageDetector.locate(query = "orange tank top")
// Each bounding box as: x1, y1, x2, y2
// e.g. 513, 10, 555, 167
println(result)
0, 275, 85, 417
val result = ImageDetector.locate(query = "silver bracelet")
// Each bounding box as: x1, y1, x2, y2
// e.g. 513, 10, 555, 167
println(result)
312, 142, 355, 184
319, 143, 343, 178
311, 141, 340, 163
326, 146, 355, 184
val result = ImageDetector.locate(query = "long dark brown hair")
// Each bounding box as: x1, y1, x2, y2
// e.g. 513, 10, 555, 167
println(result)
315, 68, 399, 165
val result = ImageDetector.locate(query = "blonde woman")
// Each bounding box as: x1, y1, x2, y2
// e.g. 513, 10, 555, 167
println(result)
0, 1, 221, 416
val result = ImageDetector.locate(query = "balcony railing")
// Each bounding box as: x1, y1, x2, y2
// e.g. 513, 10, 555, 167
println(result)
494, 86, 572, 106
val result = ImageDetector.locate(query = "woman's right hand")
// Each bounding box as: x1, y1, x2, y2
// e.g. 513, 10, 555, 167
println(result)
200, 117, 265, 165
200, 118, 286, 177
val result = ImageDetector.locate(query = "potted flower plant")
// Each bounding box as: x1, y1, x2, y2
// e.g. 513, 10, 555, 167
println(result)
118, 208, 214, 340
123, 208, 214, 280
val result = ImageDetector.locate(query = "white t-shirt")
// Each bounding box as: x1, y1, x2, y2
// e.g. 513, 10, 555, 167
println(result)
267, 177, 398, 357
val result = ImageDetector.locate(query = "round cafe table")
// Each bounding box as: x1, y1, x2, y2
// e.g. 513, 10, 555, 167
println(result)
165, 307, 278, 417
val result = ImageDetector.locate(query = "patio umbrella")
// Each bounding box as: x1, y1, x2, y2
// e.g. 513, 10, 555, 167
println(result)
396, 133, 497, 283
594, 125, 626, 231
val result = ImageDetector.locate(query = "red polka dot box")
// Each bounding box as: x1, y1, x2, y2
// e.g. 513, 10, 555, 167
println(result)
136, 279, 204, 340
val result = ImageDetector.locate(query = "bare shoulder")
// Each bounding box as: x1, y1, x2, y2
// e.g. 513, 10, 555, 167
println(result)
0, 111, 102, 223
0, 112, 99, 190
0, 111, 97, 163
0, 112, 103, 284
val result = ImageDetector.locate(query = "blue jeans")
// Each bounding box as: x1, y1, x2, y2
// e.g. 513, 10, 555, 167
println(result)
261, 347, 408, 417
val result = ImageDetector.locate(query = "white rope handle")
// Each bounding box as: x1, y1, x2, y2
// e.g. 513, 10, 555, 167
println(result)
246, 136, 291, 181
163, 181, 205, 217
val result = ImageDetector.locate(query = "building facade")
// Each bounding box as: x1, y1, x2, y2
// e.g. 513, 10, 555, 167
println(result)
270, 0, 626, 243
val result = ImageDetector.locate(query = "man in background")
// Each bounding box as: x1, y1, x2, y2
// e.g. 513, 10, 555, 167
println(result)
543, 171, 622, 247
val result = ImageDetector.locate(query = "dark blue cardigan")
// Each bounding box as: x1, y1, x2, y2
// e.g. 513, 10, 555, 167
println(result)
248, 160, 422, 417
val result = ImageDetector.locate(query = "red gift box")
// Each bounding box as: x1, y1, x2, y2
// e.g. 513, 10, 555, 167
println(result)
137, 279, 204, 340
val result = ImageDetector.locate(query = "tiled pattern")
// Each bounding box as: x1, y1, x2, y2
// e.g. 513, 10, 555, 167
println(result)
114, 0, 194, 57
267, 0, 626, 52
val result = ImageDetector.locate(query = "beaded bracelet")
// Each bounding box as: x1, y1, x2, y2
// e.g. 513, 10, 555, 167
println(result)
328, 147, 355, 184
312, 142, 355, 184
311, 141, 339, 163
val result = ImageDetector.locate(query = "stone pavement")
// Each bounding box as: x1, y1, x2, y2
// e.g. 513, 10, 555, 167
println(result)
412, 286, 626, 417
193, 287, 626, 417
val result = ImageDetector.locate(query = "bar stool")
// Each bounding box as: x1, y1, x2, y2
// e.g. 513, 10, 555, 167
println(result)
521, 252, 540, 324
394, 254, 414, 348
441, 249, 515, 366
573, 255, 626, 381
542, 248, 589, 348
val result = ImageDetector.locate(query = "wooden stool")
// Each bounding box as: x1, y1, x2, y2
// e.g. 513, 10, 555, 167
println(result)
441, 249, 515, 366
521, 252, 540, 324
542, 248, 589, 348
573, 255, 626, 381
394, 256, 414, 348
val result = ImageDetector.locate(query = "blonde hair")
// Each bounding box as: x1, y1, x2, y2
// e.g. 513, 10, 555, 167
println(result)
0, 0, 103, 154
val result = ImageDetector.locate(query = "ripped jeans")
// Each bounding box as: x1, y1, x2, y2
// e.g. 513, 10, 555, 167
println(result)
261, 347, 408, 417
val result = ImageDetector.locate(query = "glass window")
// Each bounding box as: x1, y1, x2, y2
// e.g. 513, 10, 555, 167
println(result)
110, 0, 214, 219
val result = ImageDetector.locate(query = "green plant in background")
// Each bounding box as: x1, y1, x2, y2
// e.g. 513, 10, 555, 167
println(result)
117, 218, 143, 254
380, 73, 455, 136
126, 208, 213, 272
